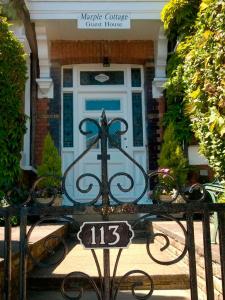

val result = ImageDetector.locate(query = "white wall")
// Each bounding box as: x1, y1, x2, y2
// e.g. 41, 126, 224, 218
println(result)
188, 145, 208, 165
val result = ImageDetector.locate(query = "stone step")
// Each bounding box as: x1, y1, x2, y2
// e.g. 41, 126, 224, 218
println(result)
28, 290, 192, 300
28, 240, 190, 291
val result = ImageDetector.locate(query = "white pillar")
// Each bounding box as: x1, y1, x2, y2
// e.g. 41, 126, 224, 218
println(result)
12, 23, 33, 170
152, 25, 168, 98
35, 25, 53, 99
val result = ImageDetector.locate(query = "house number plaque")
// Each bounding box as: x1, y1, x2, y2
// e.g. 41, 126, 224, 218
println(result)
78, 221, 134, 249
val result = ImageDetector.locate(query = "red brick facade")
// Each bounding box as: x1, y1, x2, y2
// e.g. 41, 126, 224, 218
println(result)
35, 98, 49, 165
51, 40, 154, 65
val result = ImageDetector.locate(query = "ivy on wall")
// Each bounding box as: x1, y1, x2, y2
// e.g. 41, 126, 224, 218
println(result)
162, 0, 225, 181
161, 0, 200, 145
0, 17, 27, 192
183, 0, 225, 181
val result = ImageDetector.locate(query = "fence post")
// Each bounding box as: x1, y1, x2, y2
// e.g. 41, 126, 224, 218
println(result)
19, 207, 28, 300
3, 211, 12, 300
218, 211, 225, 299
186, 213, 198, 300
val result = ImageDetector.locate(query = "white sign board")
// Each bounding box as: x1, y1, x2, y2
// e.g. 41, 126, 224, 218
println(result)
78, 13, 131, 29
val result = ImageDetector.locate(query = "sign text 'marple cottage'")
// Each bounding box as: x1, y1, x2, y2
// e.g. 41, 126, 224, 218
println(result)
78, 12, 131, 29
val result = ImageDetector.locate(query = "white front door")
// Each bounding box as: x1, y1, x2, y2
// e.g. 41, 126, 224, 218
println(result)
62, 65, 147, 205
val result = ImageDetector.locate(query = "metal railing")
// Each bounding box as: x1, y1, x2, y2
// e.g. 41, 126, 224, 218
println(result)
1, 112, 225, 300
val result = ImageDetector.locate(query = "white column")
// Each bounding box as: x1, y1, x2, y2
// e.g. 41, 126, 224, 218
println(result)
35, 25, 53, 99
12, 23, 33, 170
21, 55, 32, 169
152, 25, 168, 98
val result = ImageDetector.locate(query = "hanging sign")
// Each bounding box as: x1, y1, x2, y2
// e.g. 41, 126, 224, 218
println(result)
78, 221, 134, 249
78, 13, 131, 29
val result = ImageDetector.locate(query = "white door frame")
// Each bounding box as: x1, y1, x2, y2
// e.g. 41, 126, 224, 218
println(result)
61, 64, 147, 203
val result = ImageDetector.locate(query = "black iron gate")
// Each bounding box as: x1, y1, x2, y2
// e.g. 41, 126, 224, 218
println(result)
1, 112, 225, 300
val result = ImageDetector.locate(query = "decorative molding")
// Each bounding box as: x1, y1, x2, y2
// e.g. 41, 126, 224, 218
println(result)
154, 25, 168, 78
35, 25, 50, 77
152, 77, 166, 98
152, 25, 168, 98
36, 78, 53, 98
35, 25, 54, 98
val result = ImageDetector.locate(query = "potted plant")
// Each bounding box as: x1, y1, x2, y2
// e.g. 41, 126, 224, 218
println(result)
36, 133, 62, 206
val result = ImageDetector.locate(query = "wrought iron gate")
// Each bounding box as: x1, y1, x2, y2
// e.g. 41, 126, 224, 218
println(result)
1, 112, 225, 300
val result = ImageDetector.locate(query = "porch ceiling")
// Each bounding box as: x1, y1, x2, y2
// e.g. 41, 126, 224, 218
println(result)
35, 19, 161, 41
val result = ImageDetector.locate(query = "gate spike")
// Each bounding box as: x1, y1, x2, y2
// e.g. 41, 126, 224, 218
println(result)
101, 110, 107, 126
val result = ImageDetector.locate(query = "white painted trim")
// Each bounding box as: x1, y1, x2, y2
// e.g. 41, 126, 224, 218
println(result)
27, 1, 168, 20
36, 78, 54, 98
152, 25, 168, 98
11, 23, 31, 54
12, 23, 32, 170
21, 55, 32, 170
35, 25, 54, 99
152, 77, 166, 98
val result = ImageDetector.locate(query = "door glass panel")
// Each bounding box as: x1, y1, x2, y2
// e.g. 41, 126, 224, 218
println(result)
86, 120, 100, 149
63, 93, 73, 147
63, 69, 73, 87
131, 68, 141, 87
86, 119, 121, 149
85, 99, 120, 111
109, 120, 121, 149
132, 93, 143, 147
80, 71, 124, 85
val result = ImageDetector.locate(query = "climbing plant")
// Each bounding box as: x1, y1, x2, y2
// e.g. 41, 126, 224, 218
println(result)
162, 0, 225, 181
0, 17, 27, 192
183, 0, 225, 181
161, 0, 200, 144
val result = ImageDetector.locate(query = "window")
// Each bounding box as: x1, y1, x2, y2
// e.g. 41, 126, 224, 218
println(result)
63, 93, 73, 147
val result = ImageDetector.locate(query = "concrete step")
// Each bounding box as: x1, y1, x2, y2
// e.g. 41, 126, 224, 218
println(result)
28, 239, 190, 292
0, 223, 68, 300
28, 290, 192, 300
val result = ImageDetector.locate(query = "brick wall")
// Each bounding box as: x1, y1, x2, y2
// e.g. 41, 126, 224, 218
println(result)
49, 63, 61, 151
35, 99, 49, 165
51, 40, 154, 65
145, 66, 164, 172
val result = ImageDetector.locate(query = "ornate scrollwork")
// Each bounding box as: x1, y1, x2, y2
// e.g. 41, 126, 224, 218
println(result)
26, 216, 75, 268
133, 214, 188, 266
62, 118, 102, 205
107, 117, 148, 204
28, 175, 62, 207
61, 271, 102, 300
113, 270, 154, 300
61, 111, 149, 206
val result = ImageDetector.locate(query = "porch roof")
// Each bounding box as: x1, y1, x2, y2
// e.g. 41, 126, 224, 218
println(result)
26, 0, 169, 20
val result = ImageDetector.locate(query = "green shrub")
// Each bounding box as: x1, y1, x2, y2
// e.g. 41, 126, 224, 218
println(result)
0, 17, 27, 193
158, 122, 189, 187
37, 133, 62, 189
183, 0, 225, 181
218, 190, 225, 204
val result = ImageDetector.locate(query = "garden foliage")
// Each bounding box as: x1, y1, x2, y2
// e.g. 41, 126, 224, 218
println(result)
183, 0, 225, 181
37, 133, 62, 188
0, 17, 27, 192
162, 0, 225, 181
161, 0, 200, 144
158, 122, 189, 187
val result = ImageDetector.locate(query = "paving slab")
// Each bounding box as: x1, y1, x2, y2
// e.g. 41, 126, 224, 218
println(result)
153, 221, 220, 263
29, 239, 189, 290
